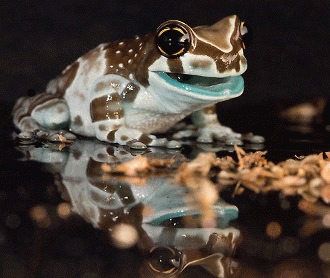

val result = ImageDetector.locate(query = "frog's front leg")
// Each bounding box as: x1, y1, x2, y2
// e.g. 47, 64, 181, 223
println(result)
12, 93, 73, 140
173, 105, 264, 145
90, 78, 180, 149
191, 105, 243, 145
174, 105, 264, 145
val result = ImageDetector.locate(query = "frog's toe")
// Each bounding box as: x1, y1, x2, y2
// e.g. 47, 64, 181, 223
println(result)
16, 131, 38, 144
17, 131, 35, 140
46, 130, 77, 142
225, 138, 243, 146
172, 129, 197, 140
147, 138, 182, 148
213, 129, 241, 140
60, 130, 77, 140
196, 134, 213, 144
242, 133, 265, 143
166, 140, 182, 149
148, 138, 168, 147
128, 141, 148, 150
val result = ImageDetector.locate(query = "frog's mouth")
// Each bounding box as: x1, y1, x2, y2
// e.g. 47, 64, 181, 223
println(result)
154, 71, 244, 98
167, 73, 231, 86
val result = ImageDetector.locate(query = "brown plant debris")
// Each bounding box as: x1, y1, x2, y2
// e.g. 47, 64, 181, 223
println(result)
104, 156, 176, 176
101, 146, 329, 225
176, 146, 330, 204
175, 153, 219, 227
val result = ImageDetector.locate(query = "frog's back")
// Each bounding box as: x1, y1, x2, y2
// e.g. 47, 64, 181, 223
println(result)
45, 35, 150, 136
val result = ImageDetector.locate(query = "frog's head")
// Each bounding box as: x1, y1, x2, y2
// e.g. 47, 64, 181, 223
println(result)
137, 15, 251, 107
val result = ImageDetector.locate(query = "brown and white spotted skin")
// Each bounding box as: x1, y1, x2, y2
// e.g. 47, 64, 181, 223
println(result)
13, 15, 262, 148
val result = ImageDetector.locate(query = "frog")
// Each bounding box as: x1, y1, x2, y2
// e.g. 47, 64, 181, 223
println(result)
13, 15, 261, 149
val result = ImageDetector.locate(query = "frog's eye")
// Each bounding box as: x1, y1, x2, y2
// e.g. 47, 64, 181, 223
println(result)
156, 22, 191, 58
240, 21, 253, 49
147, 246, 183, 274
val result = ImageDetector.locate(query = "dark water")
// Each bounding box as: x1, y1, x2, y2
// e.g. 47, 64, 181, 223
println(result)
1, 102, 330, 278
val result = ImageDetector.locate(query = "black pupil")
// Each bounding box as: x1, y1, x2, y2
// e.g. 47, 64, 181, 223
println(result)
157, 27, 188, 57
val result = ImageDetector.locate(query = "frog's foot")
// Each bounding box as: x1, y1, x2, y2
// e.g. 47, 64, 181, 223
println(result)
127, 138, 182, 150
95, 125, 181, 149
16, 129, 77, 144
196, 124, 243, 145
173, 124, 264, 145
241, 132, 265, 144
173, 124, 241, 145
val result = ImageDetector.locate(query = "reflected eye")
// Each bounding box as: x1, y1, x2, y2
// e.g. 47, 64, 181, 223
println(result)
156, 22, 191, 58
240, 21, 253, 49
147, 246, 183, 274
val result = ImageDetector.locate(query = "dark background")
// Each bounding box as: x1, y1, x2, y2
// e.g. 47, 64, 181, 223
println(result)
1, 0, 330, 107
1, 2, 330, 277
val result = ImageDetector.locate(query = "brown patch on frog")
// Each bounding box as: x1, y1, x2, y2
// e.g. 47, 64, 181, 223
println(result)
193, 15, 241, 53
95, 82, 108, 92
86, 159, 115, 189
138, 134, 152, 145
193, 16, 244, 74
116, 185, 135, 205
107, 129, 118, 142
107, 146, 115, 156
194, 40, 240, 73
190, 60, 212, 69
56, 106, 65, 113
203, 105, 217, 115
98, 124, 107, 131
97, 153, 107, 160
167, 58, 183, 73
133, 34, 162, 87
113, 124, 122, 129
52, 61, 79, 96
103, 34, 161, 86
103, 40, 135, 79
72, 90, 86, 102
90, 93, 124, 122
120, 135, 129, 141
73, 115, 83, 126
72, 149, 82, 160
121, 82, 140, 103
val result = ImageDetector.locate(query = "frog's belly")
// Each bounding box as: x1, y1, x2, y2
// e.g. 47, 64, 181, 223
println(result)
125, 111, 187, 134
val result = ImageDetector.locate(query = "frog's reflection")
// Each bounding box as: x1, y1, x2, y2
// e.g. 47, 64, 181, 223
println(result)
17, 139, 241, 277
